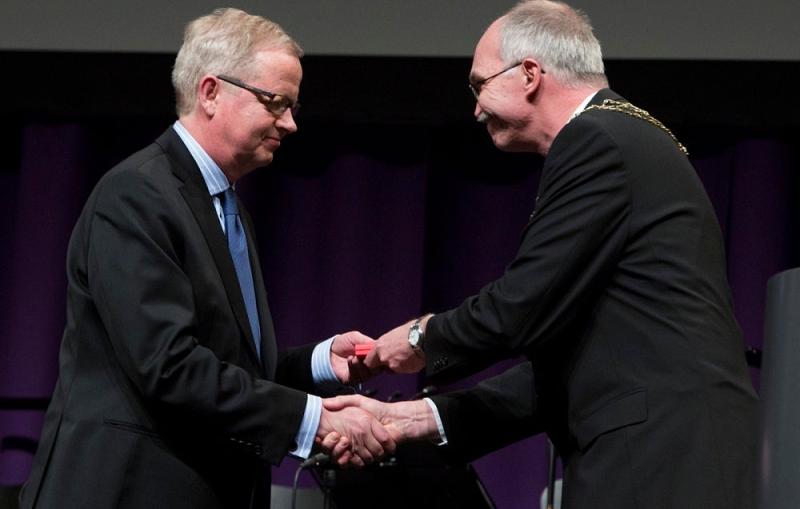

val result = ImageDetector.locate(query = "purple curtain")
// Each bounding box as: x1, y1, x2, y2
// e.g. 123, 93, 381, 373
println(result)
1, 118, 796, 508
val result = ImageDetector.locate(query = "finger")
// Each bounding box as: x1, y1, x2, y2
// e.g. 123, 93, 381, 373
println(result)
318, 432, 341, 451
332, 435, 350, 459
357, 429, 385, 461
334, 331, 373, 352
322, 395, 360, 411
370, 418, 390, 441
331, 332, 356, 356
383, 423, 403, 446
352, 443, 376, 465
348, 452, 365, 468
384, 436, 397, 455
372, 421, 397, 454
333, 436, 351, 466
349, 331, 374, 343
336, 450, 353, 467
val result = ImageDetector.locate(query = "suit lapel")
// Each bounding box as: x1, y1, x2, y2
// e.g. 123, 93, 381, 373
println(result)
239, 207, 278, 379
154, 128, 263, 369
525, 88, 623, 230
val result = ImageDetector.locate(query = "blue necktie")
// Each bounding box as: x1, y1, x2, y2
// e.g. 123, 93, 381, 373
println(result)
220, 188, 261, 359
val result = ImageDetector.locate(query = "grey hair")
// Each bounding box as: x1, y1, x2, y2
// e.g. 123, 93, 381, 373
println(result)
499, 0, 607, 88
171, 8, 303, 116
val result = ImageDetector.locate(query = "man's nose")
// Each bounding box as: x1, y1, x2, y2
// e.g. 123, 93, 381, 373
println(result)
278, 110, 298, 134
473, 100, 483, 119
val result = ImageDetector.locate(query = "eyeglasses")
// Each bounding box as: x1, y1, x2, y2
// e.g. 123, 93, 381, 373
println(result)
217, 74, 300, 117
468, 62, 522, 99
468, 61, 546, 100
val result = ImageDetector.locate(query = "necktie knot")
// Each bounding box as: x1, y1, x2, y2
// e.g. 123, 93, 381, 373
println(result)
220, 187, 239, 216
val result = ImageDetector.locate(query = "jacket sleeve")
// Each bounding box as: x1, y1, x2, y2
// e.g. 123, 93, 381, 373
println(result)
430, 361, 541, 463
276, 344, 316, 393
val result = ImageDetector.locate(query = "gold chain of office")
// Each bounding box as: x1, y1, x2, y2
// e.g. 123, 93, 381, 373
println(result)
581, 99, 689, 155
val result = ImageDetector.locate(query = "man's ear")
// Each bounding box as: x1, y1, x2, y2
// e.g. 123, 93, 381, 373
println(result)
521, 58, 545, 96
197, 75, 221, 116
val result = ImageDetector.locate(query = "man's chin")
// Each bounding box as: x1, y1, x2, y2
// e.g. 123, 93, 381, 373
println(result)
255, 149, 275, 167
236, 152, 275, 176
489, 133, 519, 152
488, 131, 537, 154
488, 124, 516, 151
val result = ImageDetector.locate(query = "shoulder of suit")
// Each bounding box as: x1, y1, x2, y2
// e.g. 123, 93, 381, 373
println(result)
548, 110, 622, 160
89, 141, 181, 212
101, 140, 179, 187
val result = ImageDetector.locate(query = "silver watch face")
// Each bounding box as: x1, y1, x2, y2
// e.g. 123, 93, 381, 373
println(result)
408, 326, 421, 348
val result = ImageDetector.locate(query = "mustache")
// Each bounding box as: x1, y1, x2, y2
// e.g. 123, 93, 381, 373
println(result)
476, 111, 490, 124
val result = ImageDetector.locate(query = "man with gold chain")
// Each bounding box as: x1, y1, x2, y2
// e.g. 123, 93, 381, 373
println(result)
330, 1, 758, 507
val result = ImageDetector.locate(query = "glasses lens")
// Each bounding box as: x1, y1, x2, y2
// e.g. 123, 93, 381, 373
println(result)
264, 96, 299, 117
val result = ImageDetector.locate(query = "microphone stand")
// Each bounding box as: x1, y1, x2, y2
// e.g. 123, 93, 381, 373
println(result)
292, 453, 330, 509
546, 439, 557, 509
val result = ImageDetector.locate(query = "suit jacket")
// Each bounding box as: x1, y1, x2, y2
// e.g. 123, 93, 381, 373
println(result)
425, 90, 758, 509
21, 128, 320, 509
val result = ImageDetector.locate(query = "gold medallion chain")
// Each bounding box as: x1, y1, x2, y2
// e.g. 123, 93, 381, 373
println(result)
581, 99, 688, 155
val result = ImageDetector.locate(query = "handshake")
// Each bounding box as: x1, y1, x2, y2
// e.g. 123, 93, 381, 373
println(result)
315, 316, 436, 468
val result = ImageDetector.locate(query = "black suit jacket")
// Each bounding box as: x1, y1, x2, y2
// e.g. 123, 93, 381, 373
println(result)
425, 90, 758, 509
21, 128, 320, 508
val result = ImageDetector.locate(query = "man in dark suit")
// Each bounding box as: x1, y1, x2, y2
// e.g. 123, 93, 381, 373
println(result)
20, 8, 393, 509
331, 1, 758, 507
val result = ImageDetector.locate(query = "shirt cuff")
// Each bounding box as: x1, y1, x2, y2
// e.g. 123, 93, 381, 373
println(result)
424, 397, 448, 446
311, 336, 339, 384
289, 394, 322, 459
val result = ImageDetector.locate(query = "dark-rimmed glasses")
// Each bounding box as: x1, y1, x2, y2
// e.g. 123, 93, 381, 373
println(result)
468, 61, 532, 99
217, 74, 300, 117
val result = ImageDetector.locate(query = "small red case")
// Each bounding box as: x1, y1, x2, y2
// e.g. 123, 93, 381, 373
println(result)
354, 343, 373, 359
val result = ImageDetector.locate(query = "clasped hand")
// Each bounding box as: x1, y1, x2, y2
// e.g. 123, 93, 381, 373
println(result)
316, 404, 396, 468
317, 323, 433, 467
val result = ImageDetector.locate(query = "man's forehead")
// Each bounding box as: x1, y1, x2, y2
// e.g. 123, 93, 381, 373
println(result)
470, 24, 503, 80
251, 49, 301, 72
249, 50, 302, 89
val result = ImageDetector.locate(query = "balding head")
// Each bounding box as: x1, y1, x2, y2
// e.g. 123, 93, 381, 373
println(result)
498, 0, 607, 89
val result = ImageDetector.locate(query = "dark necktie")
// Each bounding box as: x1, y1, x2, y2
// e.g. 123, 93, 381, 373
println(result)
219, 188, 261, 358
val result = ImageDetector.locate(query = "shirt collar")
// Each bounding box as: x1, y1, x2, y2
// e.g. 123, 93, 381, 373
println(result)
570, 91, 599, 120
172, 120, 230, 196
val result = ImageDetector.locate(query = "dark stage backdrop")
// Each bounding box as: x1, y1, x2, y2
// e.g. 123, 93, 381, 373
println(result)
1, 53, 798, 509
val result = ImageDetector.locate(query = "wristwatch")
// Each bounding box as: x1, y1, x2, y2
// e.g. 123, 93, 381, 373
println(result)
408, 318, 425, 352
